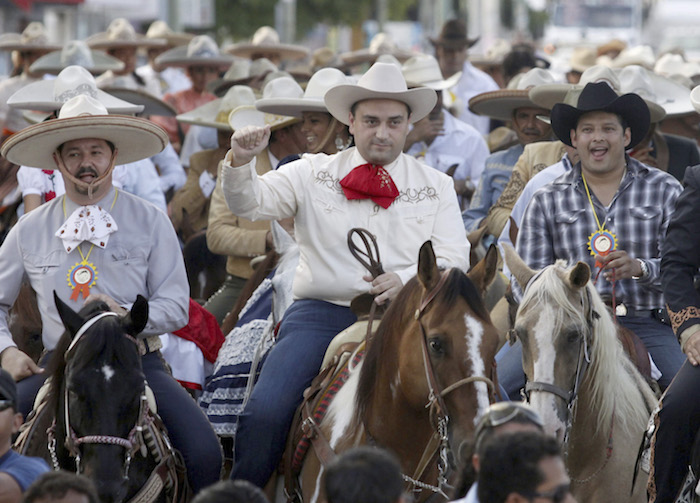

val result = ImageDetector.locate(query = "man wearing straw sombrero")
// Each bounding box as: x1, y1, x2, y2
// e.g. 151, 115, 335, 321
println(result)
222, 61, 469, 487
509, 81, 685, 392
0, 95, 222, 492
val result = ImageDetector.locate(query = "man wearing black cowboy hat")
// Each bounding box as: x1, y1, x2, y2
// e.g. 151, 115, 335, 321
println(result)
430, 19, 499, 137
510, 81, 685, 392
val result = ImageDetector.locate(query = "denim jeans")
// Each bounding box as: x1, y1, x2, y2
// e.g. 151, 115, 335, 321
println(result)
231, 299, 357, 487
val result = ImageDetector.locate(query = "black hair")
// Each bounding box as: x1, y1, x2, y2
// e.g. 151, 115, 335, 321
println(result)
477, 431, 562, 503
23, 471, 99, 503
191, 480, 270, 503
324, 447, 404, 503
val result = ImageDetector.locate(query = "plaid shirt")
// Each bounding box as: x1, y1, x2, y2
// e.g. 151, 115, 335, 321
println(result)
515, 156, 682, 310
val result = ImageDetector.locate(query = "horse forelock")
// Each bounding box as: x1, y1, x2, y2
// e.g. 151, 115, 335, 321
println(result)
519, 263, 653, 436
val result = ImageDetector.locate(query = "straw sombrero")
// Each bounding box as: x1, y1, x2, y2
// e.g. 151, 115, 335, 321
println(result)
145, 20, 194, 48
30, 40, 124, 75
1, 95, 168, 168
324, 62, 436, 125
99, 87, 177, 117
226, 26, 308, 61
255, 67, 349, 116
0, 22, 60, 52
86, 18, 166, 50
228, 76, 301, 131
8, 65, 144, 115
155, 35, 235, 69
178, 85, 257, 130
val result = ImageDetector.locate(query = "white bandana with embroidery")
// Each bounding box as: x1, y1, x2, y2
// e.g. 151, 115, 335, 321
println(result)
55, 205, 118, 253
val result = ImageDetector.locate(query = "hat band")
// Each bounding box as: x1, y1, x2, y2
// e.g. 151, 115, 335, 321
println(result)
56, 84, 98, 103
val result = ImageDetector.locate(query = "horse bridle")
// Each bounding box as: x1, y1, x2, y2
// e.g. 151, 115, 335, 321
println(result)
413, 270, 497, 496
48, 312, 151, 478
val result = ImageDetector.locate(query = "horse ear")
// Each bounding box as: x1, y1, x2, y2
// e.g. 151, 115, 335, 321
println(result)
122, 295, 149, 337
502, 244, 536, 290
53, 291, 84, 337
468, 243, 499, 294
417, 240, 440, 291
569, 262, 591, 289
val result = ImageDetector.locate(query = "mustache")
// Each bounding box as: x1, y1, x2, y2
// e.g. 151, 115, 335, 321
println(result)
76, 167, 98, 177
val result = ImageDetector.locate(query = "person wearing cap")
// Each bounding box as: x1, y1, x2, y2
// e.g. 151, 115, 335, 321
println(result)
450, 402, 545, 503
0, 368, 49, 503
0, 95, 221, 492
512, 81, 685, 391
136, 20, 194, 97
462, 68, 555, 233
400, 54, 489, 207
151, 35, 235, 154
222, 61, 469, 487
648, 85, 700, 503
430, 19, 499, 137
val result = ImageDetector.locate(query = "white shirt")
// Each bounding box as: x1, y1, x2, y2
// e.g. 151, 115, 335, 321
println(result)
221, 147, 470, 306
136, 64, 191, 96
445, 61, 499, 136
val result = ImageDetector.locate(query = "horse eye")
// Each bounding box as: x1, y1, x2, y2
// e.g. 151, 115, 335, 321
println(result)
566, 328, 581, 344
428, 337, 445, 355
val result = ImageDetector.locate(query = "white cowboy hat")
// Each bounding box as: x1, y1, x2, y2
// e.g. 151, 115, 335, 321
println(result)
8, 65, 144, 115
0, 22, 60, 52
568, 46, 597, 73
691, 85, 700, 114
401, 54, 461, 91
529, 65, 621, 110
617, 65, 691, 119
616, 66, 668, 122
225, 26, 308, 61
468, 68, 557, 121
178, 85, 257, 130
228, 76, 301, 131
1, 95, 168, 168
86, 18, 166, 50
209, 58, 275, 96
145, 20, 194, 48
324, 62, 436, 125
29, 40, 125, 75
469, 39, 512, 67
611, 45, 656, 70
155, 35, 235, 69
340, 32, 417, 67
255, 67, 350, 116
99, 87, 177, 117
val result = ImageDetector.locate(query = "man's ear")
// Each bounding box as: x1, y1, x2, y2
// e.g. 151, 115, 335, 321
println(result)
623, 126, 632, 148
570, 129, 577, 149
12, 412, 22, 434
348, 113, 356, 136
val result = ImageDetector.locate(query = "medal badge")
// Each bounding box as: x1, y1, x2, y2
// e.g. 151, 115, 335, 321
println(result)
587, 230, 617, 257
67, 260, 97, 300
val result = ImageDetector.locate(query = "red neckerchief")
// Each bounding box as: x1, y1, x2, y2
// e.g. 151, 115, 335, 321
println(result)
339, 163, 399, 209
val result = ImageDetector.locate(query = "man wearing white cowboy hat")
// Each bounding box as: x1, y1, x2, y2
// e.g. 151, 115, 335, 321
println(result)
0, 94, 222, 492
136, 20, 194, 97
222, 61, 469, 487
510, 81, 685, 392
225, 26, 308, 67
400, 54, 489, 207
430, 19, 499, 137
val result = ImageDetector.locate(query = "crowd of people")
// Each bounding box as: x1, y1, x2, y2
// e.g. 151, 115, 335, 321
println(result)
0, 13, 697, 503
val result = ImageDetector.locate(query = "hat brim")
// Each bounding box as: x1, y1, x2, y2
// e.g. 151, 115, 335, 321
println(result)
646, 72, 695, 117
100, 87, 177, 117
8, 81, 145, 115
1, 115, 168, 168
177, 98, 231, 130
226, 43, 308, 60
324, 85, 436, 125
86, 33, 167, 50
228, 105, 299, 132
255, 97, 328, 117
528, 83, 577, 110
550, 93, 650, 148
428, 37, 479, 49
468, 90, 548, 121
406, 71, 461, 91
154, 45, 236, 69
0, 34, 60, 52
340, 48, 417, 66
29, 50, 125, 75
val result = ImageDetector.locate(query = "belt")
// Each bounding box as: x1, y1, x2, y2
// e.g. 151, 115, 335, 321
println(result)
138, 334, 162, 356
615, 304, 670, 325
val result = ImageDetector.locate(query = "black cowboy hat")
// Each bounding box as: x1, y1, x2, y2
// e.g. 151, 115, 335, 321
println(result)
550, 81, 650, 148
429, 19, 479, 49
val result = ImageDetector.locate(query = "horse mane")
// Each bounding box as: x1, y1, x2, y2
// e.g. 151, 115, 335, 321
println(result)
355, 268, 490, 421
520, 262, 652, 435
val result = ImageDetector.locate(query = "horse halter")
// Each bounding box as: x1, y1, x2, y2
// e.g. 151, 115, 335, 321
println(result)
49, 312, 149, 477
413, 269, 496, 495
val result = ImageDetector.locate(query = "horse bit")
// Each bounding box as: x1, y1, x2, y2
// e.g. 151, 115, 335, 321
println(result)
47, 312, 151, 477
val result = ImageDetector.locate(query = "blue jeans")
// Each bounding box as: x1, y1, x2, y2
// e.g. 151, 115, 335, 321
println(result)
231, 299, 357, 487
496, 314, 684, 399
17, 351, 221, 493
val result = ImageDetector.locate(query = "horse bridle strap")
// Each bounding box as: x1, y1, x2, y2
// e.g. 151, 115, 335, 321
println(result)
65, 312, 120, 358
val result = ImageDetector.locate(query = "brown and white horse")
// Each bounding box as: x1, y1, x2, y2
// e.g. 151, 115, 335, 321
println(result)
293, 241, 500, 503
505, 247, 657, 503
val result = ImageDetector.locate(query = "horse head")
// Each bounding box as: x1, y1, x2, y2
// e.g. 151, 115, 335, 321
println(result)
358, 241, 500, 477
51, 293, 150, 503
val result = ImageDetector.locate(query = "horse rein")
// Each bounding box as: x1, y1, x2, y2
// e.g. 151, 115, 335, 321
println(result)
347, 228, 385, 342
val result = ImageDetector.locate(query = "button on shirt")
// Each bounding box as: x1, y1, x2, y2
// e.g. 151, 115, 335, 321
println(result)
0, 187, 189, 353
515, 156, 682, 310
221, 147, 470, 306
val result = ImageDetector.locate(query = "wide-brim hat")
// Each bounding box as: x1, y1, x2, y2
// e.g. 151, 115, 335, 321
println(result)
617, 65, 690, 119
8, 65, 144, 115
340, 33, 417, 66
29, 40, 124, 75
229, 105, 299, 132
429, 19, 478, 49
87, 18, 166, 50
178, 85, 257, 130
0, 22, 60, 52
145, 20, 194, 48
529, 65, 620, 110
691, 85, 700, 114
568, 46, 597, 73
550, 81, 650, 148
2, 95, 168, 168
209, 58, 276, 96
100, 87, 177, 117
155, 35, 235, 69
468, 68, 556, 121
225, 26, 308, 61
256, 67, 349, 116
324, 62, 436, 125
401, 54, 461, 90
611, 45, 656, 70
469, 39, 511, 67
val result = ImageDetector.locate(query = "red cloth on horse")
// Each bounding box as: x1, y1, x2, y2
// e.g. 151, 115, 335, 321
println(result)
340, 163, 399, 209
173, 299, 225, 363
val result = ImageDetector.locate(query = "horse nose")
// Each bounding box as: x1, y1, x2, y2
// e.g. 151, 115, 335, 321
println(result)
96, 479, 127, 503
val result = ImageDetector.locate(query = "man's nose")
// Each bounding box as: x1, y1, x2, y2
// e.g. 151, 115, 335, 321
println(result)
376, 122, 389, 139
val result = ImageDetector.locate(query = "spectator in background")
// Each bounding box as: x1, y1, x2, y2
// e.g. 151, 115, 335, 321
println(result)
191, 480, 269, 503
22, 471, 98, 503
